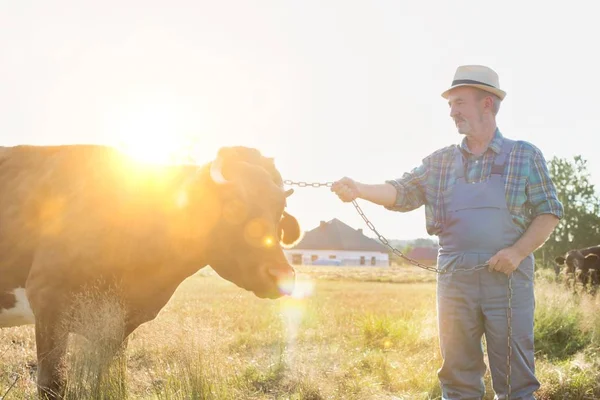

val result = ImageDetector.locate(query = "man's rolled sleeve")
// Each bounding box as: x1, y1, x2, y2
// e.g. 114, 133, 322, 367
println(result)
527, 151, 564, 219
384, 164, 428, 212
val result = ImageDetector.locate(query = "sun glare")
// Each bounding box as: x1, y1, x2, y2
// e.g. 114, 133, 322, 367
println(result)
119, 138, 180, 165
278, 274, 315, 368
108, 98, 198, 165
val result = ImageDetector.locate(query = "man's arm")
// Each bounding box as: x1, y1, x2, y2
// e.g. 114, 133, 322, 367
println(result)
331, 163, 429, 211
488, 146, 564, 275
512, 213, 560, 257
488, 214, 559, 275
354, 182, 398, 207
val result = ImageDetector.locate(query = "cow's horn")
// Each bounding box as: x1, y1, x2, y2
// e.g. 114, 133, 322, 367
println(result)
210, 156, 228, 184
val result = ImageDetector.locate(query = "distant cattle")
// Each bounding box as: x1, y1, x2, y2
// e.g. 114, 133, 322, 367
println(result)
555, 245, 600, 290
0, 145, 301, 399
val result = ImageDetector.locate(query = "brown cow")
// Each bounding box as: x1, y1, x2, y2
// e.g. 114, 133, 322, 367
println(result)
0, 144, 301, 399
555, 246, 600, 290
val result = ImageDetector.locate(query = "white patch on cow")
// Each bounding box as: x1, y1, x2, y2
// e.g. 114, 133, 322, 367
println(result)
0, 288, 35, 328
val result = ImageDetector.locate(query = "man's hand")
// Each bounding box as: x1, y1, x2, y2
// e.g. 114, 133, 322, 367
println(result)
331, 177, 362, 202
487, 246, 527, 276
331, 179, 398, 207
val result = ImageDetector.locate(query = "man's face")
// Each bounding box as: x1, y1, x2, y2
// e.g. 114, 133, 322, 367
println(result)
447, 86, 487, 135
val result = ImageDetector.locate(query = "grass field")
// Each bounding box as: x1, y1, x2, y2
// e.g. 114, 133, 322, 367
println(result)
2, 265, 600, 399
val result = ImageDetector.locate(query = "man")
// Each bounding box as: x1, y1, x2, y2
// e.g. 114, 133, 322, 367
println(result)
331, 65, 563, 399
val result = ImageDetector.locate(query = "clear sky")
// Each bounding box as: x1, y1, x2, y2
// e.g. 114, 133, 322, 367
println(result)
1, 1, 598, 240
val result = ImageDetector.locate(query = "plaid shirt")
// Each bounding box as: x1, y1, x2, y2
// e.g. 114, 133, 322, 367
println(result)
385, 129, 564, 236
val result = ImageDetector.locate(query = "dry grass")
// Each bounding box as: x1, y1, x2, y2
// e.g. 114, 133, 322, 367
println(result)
296, 264, 437, 284
1, 265, 599, 399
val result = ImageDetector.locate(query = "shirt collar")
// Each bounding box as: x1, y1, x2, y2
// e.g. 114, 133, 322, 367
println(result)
459, 128, 503, 155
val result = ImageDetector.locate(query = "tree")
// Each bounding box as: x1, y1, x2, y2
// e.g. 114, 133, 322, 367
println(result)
412, 238, 439, 248
535, 155, 600, 266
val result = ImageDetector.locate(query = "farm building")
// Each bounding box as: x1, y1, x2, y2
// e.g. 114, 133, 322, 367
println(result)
284, 218, 390, 266
405, 246, 438, 266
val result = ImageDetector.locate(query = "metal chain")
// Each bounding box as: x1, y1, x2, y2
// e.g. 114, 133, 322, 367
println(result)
283, 179, 487, 273
350, 199, 489, 274
284, 179, 514, 399
283, 179, 334, 188
507, 275, 513, 398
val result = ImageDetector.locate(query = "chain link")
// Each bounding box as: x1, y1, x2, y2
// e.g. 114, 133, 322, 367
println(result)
283, 179, 333, 188
285, 179, 514, 399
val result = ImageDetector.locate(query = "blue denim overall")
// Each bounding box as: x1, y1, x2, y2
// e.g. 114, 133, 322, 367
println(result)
436, 139, 539, 399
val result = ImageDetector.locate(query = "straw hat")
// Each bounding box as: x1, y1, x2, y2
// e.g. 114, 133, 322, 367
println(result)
441, 65, 506, 100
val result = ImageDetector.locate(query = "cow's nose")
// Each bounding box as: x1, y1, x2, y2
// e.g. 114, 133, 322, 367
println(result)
268, 266, 296, 296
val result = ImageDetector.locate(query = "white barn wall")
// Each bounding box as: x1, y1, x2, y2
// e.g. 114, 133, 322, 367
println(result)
283, 249, 389, 267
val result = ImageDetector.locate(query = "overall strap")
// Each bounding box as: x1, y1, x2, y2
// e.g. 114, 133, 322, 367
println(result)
452, 146, 465, 180
491, 138, 516, 175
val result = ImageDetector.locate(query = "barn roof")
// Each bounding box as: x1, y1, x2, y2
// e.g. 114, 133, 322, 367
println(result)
406, 246, 438, 261
289, 218, 389, 252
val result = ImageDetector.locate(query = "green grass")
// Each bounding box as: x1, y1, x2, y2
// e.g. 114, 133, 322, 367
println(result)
1, 265, 600, 399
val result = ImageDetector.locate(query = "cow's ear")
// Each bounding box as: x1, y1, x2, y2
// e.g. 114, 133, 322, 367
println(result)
280, 211, 301, 247
555, 256, 566, 265
219, 146, 263, 165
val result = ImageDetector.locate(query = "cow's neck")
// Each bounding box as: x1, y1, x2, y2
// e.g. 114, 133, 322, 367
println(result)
117, 164, 225, 322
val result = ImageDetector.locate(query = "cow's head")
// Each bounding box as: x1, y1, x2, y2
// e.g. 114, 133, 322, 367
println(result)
555, 251, 600, 274
204, 146, 301, 299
